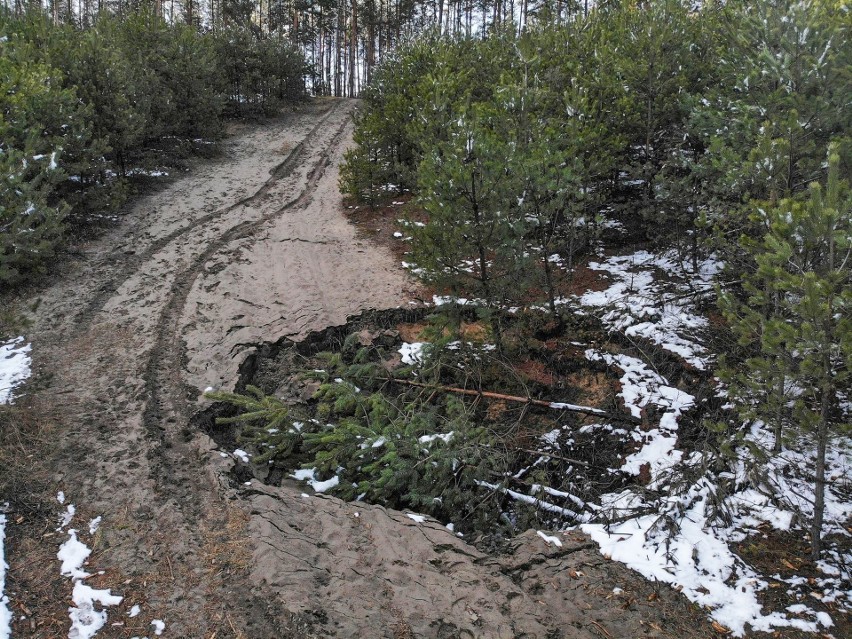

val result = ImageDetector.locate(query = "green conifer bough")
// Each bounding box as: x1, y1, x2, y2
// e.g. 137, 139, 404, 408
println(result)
718, 144, 851, 560
0, 49, 91, 285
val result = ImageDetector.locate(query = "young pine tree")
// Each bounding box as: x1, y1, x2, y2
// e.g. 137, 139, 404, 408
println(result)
718, 144, 851, 560
0, 48, 93, 285
409, 102, 528, 350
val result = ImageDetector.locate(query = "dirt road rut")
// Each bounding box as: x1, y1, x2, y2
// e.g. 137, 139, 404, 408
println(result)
9, 98, 711, 638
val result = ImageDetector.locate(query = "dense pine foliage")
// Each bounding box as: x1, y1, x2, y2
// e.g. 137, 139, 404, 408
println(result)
0, 9, 306, 286
342, 1, 851, 255
338, 0, 851, 558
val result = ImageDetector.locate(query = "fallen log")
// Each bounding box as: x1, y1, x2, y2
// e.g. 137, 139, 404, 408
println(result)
388, 378, 641, 424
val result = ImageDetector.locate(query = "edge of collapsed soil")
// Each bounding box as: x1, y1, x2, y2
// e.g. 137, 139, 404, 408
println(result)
0, 98, 800, 639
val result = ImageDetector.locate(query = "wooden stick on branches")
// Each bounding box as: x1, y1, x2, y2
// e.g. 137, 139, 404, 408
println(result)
389, 378, 641, 424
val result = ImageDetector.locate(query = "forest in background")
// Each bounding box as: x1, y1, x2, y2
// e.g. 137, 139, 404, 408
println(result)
0, 0, 850, 632
0, 8, 305, 285
4, 0, 654, 99
332, 0, 850, 561
0, 0, 633, 288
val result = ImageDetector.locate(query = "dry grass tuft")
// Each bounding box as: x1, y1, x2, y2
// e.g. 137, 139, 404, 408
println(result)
565, 370, 617, 409
202, 504, 253, 579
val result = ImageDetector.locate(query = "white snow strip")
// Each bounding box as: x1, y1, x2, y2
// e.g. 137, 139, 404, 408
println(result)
742, 424, 852, 539
58, 491, 66, 504
58, 531, 92, 580
88, 517, 101, 535
310, 476, 339, 493
151, 619, 165, 635
56, 508, 123, 639
418, 432, 454, 445
582, 480, 829, 637
0, 337, 32, 404
568, 248, 849, 631
477, 481, 587, 522
549, 401, 607, 415
432, 295, 473, 307
536, 531, 562, 547
128, 605, 141, 618
59, 504, 76, 530
290, 468, 340, 493
232, 449, 250, 463
398, 342, 425, 365
0, 514, 11, 639
577, 251, 720, 369
69, 581, 123, 639
585, 350, 694, 483
406, 514, 426, 523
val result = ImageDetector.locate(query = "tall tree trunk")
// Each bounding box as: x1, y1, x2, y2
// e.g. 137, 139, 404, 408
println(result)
811, 373, 831, 561
293, 0, 299, 36
470, 173, 503, 353
335, 1, 343, 96
318, 18, 325, 94
366, 0, 375, 86
349, 0, 357, 97
773, 372, 784, 454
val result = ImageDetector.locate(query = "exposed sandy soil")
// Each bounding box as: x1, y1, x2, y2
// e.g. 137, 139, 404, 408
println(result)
2, 98, 719, 638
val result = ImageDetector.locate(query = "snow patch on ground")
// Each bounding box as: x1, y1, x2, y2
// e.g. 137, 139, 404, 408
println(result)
69, 582, 123, 639
432, 295, 475, 307
418, 432, 453, 446
742, 424, 852, 539
0, 336, 32, 404
0, 513, 11, 639
578, 251, 719, 369
398, 342, 425, 365
572, 248, 849, 636
582, 478, 830, 636
56, 504, 122, 639
536, 530, 562, 547
59, 504, 77, 530
585, 350, 694, 483
58, 531, 92, 579
290, 468, 340, 493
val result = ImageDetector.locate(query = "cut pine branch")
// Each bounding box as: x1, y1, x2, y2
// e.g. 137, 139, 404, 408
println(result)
388, 378, 640, 424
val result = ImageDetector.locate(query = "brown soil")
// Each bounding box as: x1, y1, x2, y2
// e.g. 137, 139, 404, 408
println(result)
1, 98, 734, 638
565, 258, 613, 297
396, 320, 488, 343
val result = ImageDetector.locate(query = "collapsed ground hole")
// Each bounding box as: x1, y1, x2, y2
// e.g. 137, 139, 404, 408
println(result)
193, 305, 717, 550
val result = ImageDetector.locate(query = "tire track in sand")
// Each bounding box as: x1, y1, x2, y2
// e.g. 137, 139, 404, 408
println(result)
141, 101, 352, 449
72, 99, 342, 332
15, 99, 358, 639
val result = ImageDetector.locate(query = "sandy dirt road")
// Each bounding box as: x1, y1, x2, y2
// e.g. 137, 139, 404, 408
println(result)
5, 98, 712, 638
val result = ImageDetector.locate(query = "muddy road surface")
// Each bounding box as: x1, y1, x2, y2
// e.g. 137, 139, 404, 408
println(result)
6, 98, 712, 638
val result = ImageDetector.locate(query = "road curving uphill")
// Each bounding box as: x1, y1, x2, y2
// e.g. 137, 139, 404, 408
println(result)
6, 98, 713, 639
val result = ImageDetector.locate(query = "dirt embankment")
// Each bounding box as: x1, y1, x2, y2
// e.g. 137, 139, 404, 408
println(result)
4, 98, 713, 638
